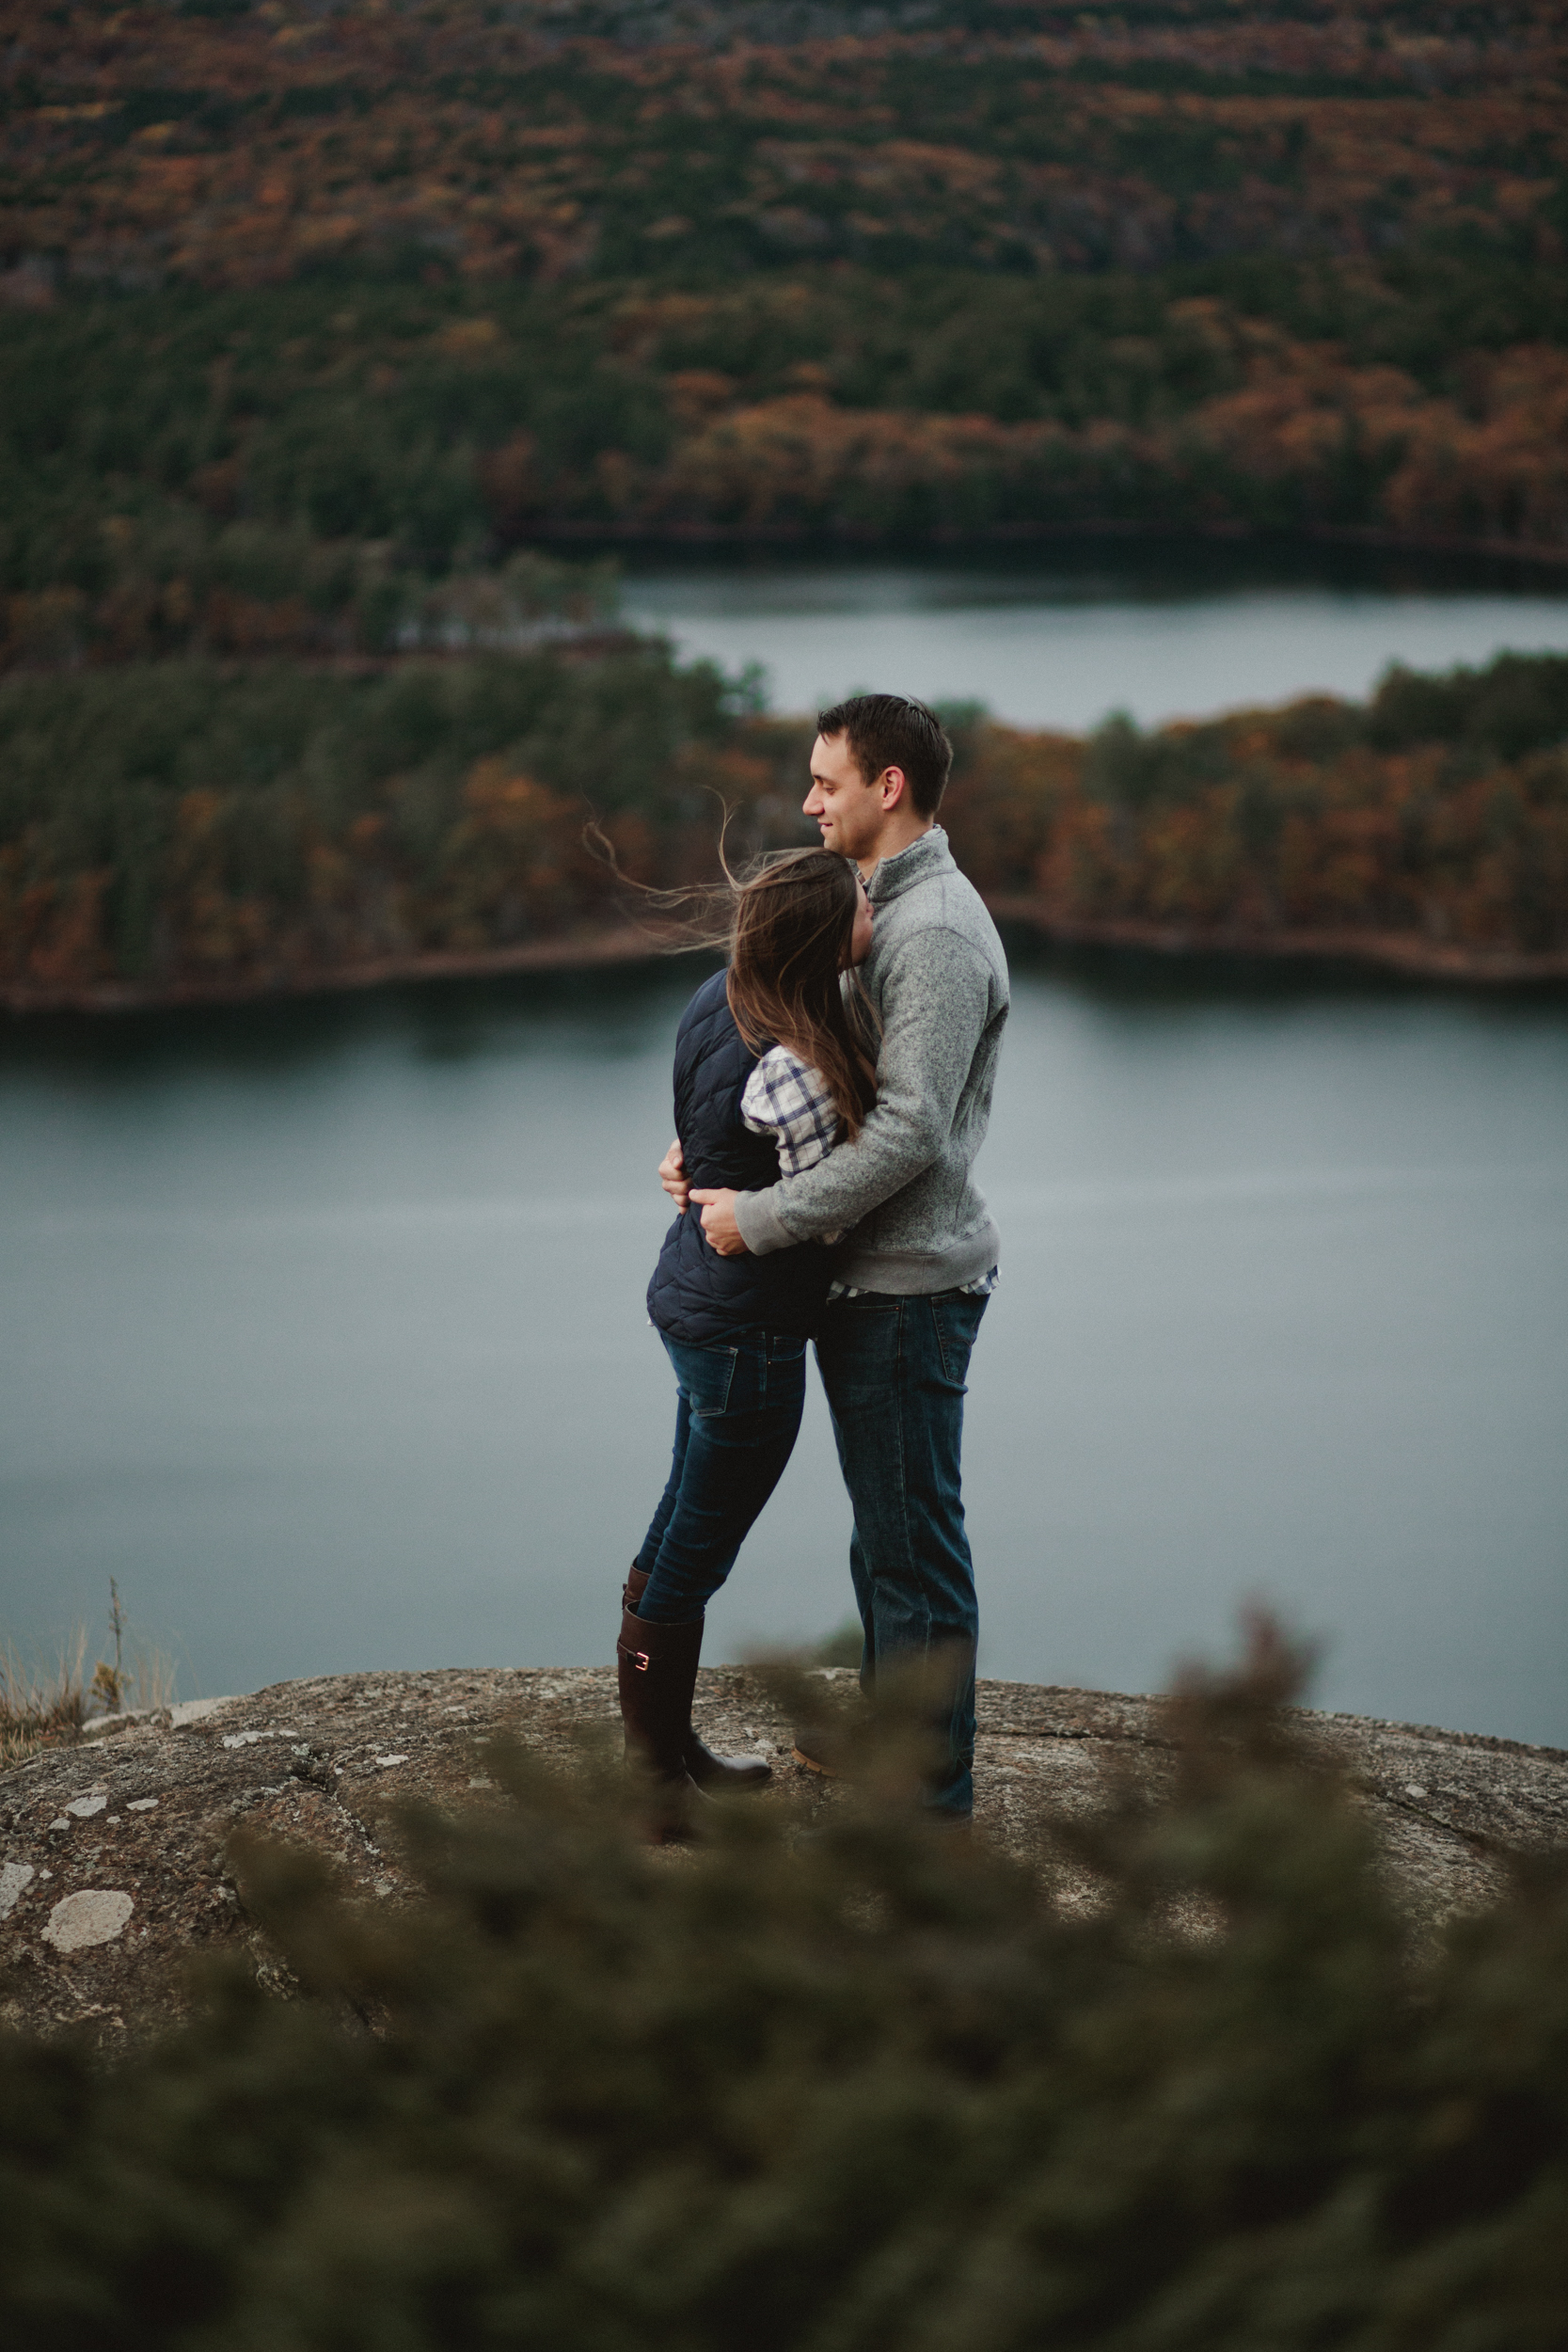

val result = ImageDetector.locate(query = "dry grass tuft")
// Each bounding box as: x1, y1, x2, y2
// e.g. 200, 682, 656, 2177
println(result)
0, 1626, 90, 1769
1, 1583, 178, 1768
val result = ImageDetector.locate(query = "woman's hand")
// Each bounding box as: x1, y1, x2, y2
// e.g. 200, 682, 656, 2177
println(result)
657, 1138, 691, 1212
691, 1188, 747, 1255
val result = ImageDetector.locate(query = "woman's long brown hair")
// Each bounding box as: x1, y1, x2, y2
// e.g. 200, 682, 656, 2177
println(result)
727, 850, 878, 1141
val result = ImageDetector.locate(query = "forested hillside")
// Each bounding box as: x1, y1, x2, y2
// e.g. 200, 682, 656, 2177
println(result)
4, 4, 1565, 996
5, 648, 1565, 1003
3, 0, 1567, 673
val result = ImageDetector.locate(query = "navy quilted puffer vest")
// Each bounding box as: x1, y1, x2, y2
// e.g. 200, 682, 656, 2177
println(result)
646, 969, 832, 1345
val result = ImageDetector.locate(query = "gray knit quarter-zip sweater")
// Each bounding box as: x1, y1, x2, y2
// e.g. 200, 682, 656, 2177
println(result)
732, 825, 1009, 1294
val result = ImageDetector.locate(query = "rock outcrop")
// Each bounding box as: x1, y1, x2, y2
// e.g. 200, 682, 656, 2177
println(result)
3, 1669, 1565, 2045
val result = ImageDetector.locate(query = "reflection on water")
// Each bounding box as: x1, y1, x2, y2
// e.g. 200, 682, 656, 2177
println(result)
5, 951, 1566, 1746
619, 541, 1568, 726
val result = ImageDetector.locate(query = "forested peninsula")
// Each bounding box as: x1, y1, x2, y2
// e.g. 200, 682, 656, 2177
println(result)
3, 1, 1567, 1004
3, 644, 1566, 1008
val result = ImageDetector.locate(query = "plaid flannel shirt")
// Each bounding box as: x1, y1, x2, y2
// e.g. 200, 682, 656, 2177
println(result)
739, 1046, 997, 1301
740, 1047, 842, 1202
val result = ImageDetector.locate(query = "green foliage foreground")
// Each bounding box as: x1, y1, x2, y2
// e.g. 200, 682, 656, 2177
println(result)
3, 1649, 1566, 2351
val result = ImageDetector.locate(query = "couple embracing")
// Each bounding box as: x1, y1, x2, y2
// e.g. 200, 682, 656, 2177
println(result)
618, 694, 1010, 1833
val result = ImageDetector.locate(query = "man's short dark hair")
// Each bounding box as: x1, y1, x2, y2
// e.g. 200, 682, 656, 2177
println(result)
816, 694, 954, 818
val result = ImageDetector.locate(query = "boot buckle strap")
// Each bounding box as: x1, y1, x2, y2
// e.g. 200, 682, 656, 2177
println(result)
618, 1641, 650, 1673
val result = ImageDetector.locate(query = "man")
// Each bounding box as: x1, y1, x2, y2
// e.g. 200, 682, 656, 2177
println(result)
667, 693, 1009, 1820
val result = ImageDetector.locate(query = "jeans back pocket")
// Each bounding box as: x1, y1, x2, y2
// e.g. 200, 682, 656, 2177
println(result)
930, 1291, 989, 1387
684, 1343, 740, 1419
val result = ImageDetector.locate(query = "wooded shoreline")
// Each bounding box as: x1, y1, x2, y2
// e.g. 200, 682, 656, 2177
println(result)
7, 904, 1566, 1020
532, 518, 1568, 572
6, 646, 1565, 1016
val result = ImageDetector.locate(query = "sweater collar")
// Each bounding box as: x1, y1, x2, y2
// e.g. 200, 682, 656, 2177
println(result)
865, 825, 953, 904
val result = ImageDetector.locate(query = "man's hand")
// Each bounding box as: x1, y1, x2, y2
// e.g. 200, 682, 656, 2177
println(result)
691, 1187, 747, 1256
657, 1137, 690, 1212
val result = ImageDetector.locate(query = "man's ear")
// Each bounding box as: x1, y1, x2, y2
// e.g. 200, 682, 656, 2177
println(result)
879, 764, 909, 810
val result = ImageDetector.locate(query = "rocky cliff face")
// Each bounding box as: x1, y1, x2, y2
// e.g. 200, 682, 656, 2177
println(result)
3, 1669, 1565, 2045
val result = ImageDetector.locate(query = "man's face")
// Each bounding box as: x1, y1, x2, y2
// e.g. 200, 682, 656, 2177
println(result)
804, 732, 893, 866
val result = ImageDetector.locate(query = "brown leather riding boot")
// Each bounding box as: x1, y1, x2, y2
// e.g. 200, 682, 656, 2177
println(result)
617, 1603, 705, 1842
622, 1565, 771, 1793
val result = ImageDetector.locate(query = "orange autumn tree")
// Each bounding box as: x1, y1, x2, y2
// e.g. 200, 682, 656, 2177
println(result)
942, 660, 1568, 959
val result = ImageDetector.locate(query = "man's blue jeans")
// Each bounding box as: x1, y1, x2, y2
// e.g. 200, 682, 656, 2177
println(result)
635, 1329, 807, 1625
815, 1286, 990, 1818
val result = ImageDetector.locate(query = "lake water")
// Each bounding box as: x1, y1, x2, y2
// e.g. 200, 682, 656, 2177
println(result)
621, 544, 1568, 726
5, 952, 1566, 1746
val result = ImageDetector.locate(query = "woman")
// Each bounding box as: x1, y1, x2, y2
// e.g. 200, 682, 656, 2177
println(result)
619, 848, 876, 1830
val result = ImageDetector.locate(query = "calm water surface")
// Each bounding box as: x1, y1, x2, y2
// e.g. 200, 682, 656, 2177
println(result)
621, 545, 1568, 725
5, 957, 1566, 1744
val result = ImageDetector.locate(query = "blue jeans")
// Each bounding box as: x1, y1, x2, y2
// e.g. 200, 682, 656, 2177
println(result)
815, 1286, 990, 1817
634, 1329, 808, 1625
